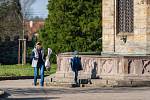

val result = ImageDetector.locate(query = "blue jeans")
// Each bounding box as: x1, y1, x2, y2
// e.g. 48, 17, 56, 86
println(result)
34, 64, 44, 86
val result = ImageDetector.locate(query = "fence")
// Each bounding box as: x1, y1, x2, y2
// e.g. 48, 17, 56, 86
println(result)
0, 40, 35, 65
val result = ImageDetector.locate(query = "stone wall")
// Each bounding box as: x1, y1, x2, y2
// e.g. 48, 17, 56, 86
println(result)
102, 0, 115, 53
102, 0, 150, 54
54, 54, 150, 83
47, 0, 150, 87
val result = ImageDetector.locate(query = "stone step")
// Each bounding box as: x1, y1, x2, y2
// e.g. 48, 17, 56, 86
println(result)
91, 79, 150, 87
44, 75, 150, 87
44, 78, 150, 87
45, 82, 78, 88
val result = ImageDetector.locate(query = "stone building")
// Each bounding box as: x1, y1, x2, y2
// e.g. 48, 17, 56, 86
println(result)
103, 0, 150, 54
25, 20, 44, 40
46, 0, 150, 87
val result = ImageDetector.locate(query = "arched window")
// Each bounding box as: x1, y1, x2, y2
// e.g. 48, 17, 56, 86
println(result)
117, 0, 134, 33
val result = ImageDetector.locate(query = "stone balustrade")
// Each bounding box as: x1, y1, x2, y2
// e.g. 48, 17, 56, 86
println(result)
54, 53, 150, 83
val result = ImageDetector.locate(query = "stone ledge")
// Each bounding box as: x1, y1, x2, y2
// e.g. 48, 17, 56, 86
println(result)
45, 82, 76, 88
112, 80, 150, 87
44, 79, 150, 88
84, 79, 150, 87
91, 79, 150, 87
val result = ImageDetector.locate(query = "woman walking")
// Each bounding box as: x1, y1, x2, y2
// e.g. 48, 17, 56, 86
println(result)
31, 42, 45, 87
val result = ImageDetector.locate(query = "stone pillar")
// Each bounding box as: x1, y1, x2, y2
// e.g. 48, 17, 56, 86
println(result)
102, 0, 116, 53
146, 0, 150, 54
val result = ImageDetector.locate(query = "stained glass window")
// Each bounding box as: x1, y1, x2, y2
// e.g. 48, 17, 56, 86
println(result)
117, 0, 134, 33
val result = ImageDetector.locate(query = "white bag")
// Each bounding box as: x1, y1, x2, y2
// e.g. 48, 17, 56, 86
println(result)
45, 48, 52, 70
32, 59, 38, 67
48, 48, 52, 56
45, 58, 50, 68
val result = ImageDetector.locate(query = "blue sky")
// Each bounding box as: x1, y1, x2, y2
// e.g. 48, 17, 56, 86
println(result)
20, 0, 48, 19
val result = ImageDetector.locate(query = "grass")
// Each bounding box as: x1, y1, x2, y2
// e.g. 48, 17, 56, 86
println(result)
0, 64, 57, 77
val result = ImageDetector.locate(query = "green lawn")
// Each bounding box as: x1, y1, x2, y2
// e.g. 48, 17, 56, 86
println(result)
0, 64, 57, 77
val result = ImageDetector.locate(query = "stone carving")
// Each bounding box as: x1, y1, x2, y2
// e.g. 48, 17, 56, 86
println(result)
101, 59, 114, 74
142, 60, 150, 74
81, 59, 86, 72
128, 59, 134, 74
117, 59, 122, 74
91, 61, 98, 79
56, 54, 150, 82
66, 58, 71, 72
97, 59, 101, 75
87, 59, 92, 73
128, 59, 150, 74
82, 58, 90, 72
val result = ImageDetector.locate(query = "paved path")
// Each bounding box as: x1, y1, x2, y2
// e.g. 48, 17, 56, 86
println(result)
0, 79, 150, 100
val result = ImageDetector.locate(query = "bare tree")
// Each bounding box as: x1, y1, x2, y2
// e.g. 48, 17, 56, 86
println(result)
0, 0, 22, 41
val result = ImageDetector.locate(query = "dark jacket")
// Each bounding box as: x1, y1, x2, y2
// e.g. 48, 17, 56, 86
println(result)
30, 48, 45, 67
70, 56, 82, 72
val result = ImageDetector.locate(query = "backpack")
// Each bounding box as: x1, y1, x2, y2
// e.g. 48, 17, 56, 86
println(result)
71, 57, 83, 71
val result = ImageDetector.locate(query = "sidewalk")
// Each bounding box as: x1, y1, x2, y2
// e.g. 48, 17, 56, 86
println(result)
1, 79, 150, 100
0, 79, 53, 88
0, 79, 34, 88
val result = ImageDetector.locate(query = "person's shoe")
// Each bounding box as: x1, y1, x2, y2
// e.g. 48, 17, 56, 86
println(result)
32, 81, 39, 86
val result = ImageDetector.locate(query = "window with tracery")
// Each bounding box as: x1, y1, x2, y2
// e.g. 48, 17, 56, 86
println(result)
117, 0, 134, 33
